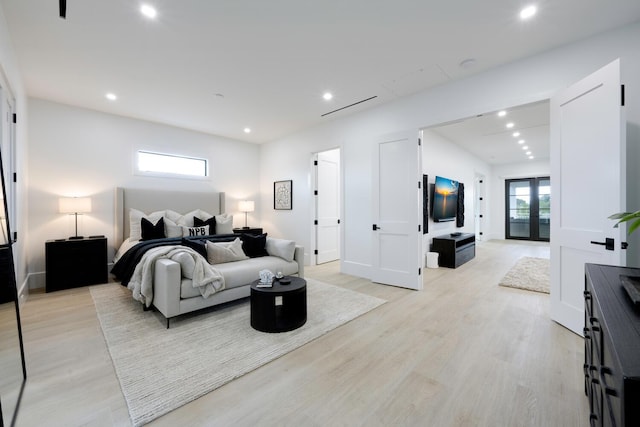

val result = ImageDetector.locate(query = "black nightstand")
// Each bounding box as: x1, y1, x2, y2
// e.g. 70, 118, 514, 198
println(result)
233, 227, 264, 235
45, 236, 108, 292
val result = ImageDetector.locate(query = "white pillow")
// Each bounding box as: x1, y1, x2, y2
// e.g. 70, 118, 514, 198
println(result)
266, 237, 296, 262
164, 218, 183, 238
206, 238, 248, 264
129, 209, 165, 241
172, 251, 196, 279
215, 214, 233, 234
181, 225, 209, 237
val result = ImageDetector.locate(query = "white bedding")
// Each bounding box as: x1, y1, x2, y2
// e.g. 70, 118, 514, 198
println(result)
113, 237, 139, 263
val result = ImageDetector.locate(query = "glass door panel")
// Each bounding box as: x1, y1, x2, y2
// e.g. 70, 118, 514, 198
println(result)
507, 180, 531, 238
505, 177, 550, 241
538, 178, 551, 240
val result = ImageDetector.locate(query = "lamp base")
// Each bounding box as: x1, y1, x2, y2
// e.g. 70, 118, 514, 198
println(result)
68, 236, 84, 240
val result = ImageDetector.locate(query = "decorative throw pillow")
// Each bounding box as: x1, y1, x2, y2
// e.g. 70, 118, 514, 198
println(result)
164, 217, 183, 238
206, 238, 248, 264
181, 225, 209, 237
240, 233, 268, 258
214, 214, 233, 234
194, 216, 216, 234
265, 237, 296, 262
178, 209, 213, 227
171, 251, 196, 279
129, 208, 165, 241
141, 217, 165, 240
181, 237, 207, 258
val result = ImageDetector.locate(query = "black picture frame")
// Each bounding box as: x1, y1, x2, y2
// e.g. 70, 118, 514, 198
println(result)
274, 180, 292, 210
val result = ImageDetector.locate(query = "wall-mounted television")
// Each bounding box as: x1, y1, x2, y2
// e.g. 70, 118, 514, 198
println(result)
432, 175, 459, 222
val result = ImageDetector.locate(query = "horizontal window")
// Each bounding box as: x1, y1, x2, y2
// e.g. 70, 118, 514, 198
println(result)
136, 151, 208, 178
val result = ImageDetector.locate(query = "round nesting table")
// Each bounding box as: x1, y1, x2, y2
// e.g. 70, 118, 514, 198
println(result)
250, 276, 307, 333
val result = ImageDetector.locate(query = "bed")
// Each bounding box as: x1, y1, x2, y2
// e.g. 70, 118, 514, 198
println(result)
112, 187, 304, 327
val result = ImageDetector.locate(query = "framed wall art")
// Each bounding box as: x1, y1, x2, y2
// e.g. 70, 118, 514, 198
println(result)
274, 180, 292, 210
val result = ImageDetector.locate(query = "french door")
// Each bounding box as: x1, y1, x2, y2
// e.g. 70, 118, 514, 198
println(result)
505, 177, 550, 241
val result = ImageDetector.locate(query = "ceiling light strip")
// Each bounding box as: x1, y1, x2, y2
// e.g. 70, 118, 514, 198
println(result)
321, 96, 378, 117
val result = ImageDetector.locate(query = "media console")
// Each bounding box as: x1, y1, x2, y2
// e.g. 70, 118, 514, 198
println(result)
430, 233, 475, 268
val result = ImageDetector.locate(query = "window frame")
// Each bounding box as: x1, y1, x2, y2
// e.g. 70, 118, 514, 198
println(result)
134, 150, 209, 180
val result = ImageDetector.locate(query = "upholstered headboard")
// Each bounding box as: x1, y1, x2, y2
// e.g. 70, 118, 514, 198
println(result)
114, 187, 226, 248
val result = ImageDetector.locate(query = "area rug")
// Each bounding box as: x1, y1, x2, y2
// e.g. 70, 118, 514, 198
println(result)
499, 256, 550, 294
90, 279, 386, 426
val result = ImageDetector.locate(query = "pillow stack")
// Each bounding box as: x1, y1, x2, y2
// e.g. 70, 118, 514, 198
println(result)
129, 208, 234, 241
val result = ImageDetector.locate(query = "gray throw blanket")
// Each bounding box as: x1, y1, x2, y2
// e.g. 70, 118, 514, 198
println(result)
127, 245, 225, 307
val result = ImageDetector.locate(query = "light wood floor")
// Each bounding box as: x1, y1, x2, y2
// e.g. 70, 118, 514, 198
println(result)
14, 239, 588, 426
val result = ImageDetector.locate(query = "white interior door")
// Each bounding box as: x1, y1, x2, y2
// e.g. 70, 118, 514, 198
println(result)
372, 131, 423, 290
316, 149, 340, 264
550, 59, 626, 335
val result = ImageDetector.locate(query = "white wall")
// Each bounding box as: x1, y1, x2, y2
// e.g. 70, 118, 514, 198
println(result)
489, 160, 551, 240
421, 129, 491, 253
259, 22, 640, 277
26, 99, 261, 288
0, 6, 28, 298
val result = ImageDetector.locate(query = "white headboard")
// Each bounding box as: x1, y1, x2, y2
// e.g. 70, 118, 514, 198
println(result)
114, 187, 226, 248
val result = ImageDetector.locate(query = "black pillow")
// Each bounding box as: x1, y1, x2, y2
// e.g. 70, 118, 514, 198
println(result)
141, 217, 165, 240
240, 233, 268, 258
181, 237, 207, 258
194, 216, 216, 234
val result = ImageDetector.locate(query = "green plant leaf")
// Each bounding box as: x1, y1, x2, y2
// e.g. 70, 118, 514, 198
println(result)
629, 218, 640, 235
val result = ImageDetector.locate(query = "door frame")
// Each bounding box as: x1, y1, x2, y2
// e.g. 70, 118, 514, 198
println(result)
504, 176, 550, 242
310, 146, 343, 266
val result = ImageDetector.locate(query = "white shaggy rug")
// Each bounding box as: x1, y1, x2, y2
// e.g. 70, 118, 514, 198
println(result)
499, 256, 550, 294
90, 280, 386, 426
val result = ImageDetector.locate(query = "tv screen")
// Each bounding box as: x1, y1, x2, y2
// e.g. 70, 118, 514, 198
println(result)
432, 176, 459, 222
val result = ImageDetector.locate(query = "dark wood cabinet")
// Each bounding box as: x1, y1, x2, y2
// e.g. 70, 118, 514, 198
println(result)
584, 264, 640, 427
45, 237, 108, 292
430, 233, 475, 268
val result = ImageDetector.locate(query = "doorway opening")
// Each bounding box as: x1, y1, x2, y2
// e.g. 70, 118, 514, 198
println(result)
313, 148, 341, 265
505, 177, 550, 242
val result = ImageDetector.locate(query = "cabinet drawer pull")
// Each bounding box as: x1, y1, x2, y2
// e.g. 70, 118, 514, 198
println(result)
584, 290, 591, 299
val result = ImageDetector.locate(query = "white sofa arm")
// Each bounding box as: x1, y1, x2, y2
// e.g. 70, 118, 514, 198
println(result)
294, 245, 304, 278
153, 258, 182, 319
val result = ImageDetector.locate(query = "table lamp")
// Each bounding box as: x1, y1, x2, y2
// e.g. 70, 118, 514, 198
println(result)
59, 197, 91, 239
238, 200, 255, 229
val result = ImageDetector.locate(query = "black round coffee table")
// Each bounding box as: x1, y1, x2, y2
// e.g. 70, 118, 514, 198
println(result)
250, 276, 307, 333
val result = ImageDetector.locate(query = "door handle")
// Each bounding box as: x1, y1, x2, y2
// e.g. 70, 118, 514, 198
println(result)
590, 238, 614, 251
373, 224, 382, 231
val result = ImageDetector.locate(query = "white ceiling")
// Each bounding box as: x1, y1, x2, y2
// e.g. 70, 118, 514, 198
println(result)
2, 1, 640, 144
429, 100, 550, 165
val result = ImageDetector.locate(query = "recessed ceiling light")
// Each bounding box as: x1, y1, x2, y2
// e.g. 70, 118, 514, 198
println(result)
529, 156, 535, 160
526, 151, 532, 155
105, 93, 117, 101
323, 92, 333, 101
244, 127, 251, 134
498, 110, 507, 117
506, 122, 515, 128
522, 146, 529, 150
140, 4, 157, 19
518, 139, 525, 144
520, 5, 537, 20
512, 131, 520, 137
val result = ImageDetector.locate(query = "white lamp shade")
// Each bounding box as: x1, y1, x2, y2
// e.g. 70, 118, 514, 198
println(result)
59, 197, 92, 214
238, 200, 255, 212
